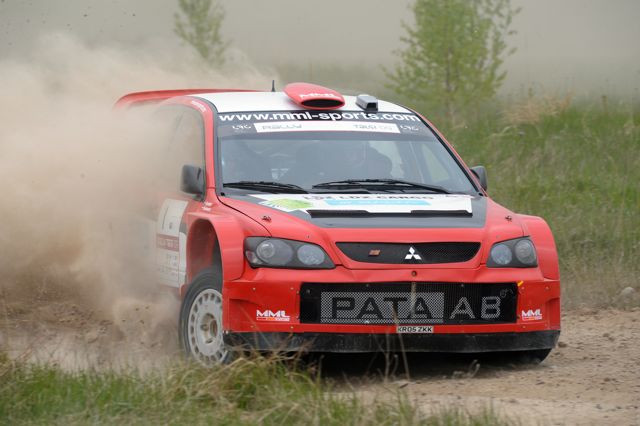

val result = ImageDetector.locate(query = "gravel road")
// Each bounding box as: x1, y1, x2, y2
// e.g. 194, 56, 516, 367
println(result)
321, 309, 640, 426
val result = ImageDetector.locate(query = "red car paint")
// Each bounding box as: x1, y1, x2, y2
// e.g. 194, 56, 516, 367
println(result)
114, 89, 256, 109
284, 82, 345, 110
118, 86, 560, 353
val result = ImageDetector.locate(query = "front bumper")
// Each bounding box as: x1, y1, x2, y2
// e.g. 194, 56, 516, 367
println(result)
224, 330, 560, 353
222, 266, 561, 349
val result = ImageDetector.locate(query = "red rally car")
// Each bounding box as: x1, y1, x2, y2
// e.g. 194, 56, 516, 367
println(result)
117, 83, 561, 365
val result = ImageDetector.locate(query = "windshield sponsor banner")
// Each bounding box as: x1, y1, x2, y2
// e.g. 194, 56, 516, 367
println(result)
217, 110, 429, 137
251, 194, 473, 214
254, 121, 400, 134
219, 111, 421, 123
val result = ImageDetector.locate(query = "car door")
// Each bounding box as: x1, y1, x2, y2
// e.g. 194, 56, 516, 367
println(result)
155, 106, 206, 289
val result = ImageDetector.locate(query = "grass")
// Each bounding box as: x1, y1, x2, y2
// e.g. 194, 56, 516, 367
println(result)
434, 98, 640, 308
0, 353, 511, 425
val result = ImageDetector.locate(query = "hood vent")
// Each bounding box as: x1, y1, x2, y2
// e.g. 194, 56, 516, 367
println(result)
284, 82, 345, 110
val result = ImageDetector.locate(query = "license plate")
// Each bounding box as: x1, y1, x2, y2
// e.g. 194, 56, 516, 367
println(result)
396, 325, 434, 334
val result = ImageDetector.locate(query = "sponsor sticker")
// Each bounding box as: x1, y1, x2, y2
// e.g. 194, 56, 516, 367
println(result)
254, 121, 401, 134
262, 198, 314, 210
325, 199, 429, 206
298, 92, 340, 99
256, 309, 291, 322
253, 193, 473, 214
217, 111, 431, 136
319, 292, 502, 324
156, 235, 179, 251
218, 110, 422, 123
521, 308, 543, 321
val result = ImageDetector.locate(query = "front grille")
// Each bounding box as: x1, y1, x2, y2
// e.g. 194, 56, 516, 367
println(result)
336, 242, 480, 264
300, 282, 517, 325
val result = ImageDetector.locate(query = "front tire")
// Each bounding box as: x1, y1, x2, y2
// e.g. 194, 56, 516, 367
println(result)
179, 268, 232, 365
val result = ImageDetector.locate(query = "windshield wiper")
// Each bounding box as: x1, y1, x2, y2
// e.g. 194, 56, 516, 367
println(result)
223, 181, 307, 193
311, 179, 450, 194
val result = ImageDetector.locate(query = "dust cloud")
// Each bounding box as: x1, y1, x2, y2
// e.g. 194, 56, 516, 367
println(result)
0, 33, 271, 368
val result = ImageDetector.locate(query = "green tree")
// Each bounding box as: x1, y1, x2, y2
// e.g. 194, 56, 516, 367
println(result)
387, 0, 519, 122
174, 0, 228, 67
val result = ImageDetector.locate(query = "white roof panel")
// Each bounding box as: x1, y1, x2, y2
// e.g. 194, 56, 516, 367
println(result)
193, 91, 412, 114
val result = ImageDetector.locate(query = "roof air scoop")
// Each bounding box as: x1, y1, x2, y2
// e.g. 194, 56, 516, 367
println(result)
284, 82, 345, 110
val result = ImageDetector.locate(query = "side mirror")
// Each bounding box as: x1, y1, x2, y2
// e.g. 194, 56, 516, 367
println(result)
181, 165, 205, 196
470, 166, 488, 191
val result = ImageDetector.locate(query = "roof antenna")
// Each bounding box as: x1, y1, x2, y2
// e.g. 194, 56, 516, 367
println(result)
271, 80, 276, 92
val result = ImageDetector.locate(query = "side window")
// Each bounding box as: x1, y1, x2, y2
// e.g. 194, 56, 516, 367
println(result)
158, 107, 205, 191
170, 109, 205, 171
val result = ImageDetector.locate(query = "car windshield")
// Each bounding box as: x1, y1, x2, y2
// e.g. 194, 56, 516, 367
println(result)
216, 110, 477, 194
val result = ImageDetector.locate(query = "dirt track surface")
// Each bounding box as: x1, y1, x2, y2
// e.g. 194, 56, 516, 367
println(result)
0, 281, 181, 370
1, 285, 638, 425
322, 309, 640, 426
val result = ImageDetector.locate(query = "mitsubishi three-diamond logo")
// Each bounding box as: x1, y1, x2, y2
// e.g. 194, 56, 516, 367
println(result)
404, 246, 422, 261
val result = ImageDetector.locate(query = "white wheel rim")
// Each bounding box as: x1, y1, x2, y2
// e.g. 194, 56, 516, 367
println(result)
187, 288, 227, 365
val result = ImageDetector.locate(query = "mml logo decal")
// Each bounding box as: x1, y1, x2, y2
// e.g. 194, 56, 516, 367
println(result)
404, 246, 422, 261
521, 308, 542, 321
256, 310, 291, 322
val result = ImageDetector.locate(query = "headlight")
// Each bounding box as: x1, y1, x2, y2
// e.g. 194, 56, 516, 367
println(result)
255, 239, 293, 266
245, 237, 334, 269
297, 244, 326, 266
490, 243, 512, 266
487, 237, 538, 268
514, 239, 537, 265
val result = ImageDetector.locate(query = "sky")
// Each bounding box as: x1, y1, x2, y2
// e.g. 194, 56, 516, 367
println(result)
1, 0, 639, 97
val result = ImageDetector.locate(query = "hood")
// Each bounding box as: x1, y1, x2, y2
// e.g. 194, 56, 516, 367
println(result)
220, 193, 525, 269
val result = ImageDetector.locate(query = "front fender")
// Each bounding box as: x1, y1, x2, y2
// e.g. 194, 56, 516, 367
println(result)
517, 214, 560, 281
187, 211, 267, 283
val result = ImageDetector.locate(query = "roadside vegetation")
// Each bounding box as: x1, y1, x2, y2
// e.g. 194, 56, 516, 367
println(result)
174, 0, 228, 67
387, 0, 519, 123
0, 353, 510, 425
